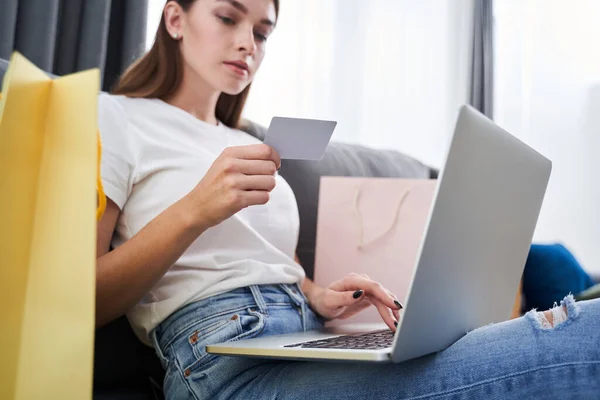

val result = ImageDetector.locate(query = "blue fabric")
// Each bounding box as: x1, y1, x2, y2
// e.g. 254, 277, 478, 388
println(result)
151, 284, 600, 399
523, 243, 595, 311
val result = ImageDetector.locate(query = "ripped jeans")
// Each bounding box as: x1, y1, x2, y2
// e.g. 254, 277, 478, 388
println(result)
151, 284, 600, 400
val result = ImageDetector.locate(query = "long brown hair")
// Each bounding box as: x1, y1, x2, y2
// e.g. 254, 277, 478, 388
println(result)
112, 0, 279, 129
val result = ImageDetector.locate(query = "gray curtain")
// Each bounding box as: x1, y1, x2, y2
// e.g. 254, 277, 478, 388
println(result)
470, 0, 494, 119
0, 0, 148, 91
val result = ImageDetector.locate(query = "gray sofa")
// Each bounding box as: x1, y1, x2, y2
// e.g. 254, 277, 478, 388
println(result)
0, 58, 435, 399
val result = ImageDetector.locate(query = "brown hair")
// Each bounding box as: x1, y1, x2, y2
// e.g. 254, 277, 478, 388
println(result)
111, 0, 279, 129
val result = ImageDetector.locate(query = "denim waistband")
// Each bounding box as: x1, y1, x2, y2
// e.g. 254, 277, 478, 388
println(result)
152, 283, 306, 352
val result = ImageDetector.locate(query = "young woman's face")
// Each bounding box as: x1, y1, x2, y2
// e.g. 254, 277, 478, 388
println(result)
167, 0, 276, 95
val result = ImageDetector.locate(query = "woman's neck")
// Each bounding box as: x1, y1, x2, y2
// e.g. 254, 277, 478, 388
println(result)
164, 66, 221, 126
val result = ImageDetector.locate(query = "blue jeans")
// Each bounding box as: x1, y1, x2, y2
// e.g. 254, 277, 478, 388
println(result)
151, 284, 600, 399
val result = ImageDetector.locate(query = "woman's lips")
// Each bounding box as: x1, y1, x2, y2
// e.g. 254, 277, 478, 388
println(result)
224, 62, 249, 77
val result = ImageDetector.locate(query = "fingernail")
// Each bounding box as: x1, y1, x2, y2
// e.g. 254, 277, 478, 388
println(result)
277, 163, 281, 171
394, 300, 403, 310
353, 290, 364, 299
394, 321, 398, 327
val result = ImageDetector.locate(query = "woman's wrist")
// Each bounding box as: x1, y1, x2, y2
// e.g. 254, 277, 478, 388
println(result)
301, 278, 326, 316
178, 192, 213, 235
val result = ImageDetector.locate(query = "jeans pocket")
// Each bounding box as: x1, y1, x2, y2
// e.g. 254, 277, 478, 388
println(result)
232, 307, 266, 342
188, 318, 239, 361
180, 308, 266, 377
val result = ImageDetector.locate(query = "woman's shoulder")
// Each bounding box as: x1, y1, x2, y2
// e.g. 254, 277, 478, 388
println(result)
98, 93, 129, 124
98, 93, 148, 117
97, 93, 136, 154
97, 94, 155, 137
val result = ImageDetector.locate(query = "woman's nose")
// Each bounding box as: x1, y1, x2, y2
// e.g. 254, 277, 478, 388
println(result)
236, 26, 257, 55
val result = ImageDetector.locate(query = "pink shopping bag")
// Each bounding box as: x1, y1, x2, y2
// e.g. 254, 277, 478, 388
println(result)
314, 177, 437, 325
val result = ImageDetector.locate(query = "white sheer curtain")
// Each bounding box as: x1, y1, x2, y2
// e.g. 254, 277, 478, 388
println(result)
146, 0, 167, 50
146, 0, 474, 168
494, 0, 600, 275
244, 0, 474, 167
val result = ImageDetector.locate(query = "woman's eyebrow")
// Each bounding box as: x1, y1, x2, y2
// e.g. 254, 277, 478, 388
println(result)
216, 0, 275, 26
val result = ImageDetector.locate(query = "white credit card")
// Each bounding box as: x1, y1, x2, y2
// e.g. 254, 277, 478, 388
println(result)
263, 117, 337, 160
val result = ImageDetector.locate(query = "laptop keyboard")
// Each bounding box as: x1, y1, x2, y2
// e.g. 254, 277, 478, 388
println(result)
283, 329, 394, 350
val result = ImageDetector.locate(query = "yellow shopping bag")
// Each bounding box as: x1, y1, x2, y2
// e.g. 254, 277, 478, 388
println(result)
0, 52, 99, 399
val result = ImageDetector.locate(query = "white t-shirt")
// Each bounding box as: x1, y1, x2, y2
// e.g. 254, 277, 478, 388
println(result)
98, 93, 306, 344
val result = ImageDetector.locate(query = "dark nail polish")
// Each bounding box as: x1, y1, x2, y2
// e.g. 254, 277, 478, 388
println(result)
394, 300, 403, 310
353, 290, 364, 299
394, 321, 398, 327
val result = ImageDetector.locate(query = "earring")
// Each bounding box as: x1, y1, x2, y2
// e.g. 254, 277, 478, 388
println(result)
173, 33, 179, 40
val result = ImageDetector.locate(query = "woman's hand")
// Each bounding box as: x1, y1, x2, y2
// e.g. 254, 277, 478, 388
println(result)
185, 144, 281, 229
305, 273, 403, 331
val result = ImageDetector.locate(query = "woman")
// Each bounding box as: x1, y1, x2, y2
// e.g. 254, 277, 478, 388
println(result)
97, 0, 600, 398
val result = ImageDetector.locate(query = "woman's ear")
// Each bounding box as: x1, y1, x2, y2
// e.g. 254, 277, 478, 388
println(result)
164, 1, 185, 38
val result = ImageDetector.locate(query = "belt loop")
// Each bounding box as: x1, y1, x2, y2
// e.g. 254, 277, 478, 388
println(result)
280, 283, 303, 306
295, 283, 308, 302
249, 285, 268, 315
294, 283, 312, 331
280, 284, 312, 331
301, 302, 311, 332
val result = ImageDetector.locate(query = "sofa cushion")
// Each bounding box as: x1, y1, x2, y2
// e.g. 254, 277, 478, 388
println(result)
523, 243, 595, 310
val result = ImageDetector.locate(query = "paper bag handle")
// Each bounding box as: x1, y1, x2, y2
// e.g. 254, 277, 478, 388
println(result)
353, 185, 410, 250
96, 130, 106, 221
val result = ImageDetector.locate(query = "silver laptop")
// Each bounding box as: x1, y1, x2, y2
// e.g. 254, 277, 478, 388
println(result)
207, 105, 552, 363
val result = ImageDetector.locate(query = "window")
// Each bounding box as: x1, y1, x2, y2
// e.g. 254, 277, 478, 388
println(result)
494, 0, 600, 274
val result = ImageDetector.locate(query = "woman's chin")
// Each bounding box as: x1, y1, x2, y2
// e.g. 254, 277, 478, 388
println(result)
220, 83, 249, 96
217, 74, 251, 96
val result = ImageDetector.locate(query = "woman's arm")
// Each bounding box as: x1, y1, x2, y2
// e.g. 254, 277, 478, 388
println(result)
96, 196, 209, 328
296, 254, 322, 302
296, 254, 327, 314
95, 144, 281, 328
300, 276, 325, 312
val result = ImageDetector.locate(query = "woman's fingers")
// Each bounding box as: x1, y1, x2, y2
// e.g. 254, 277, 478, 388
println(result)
236, 175, 277, 191
237, 159, 278, 176
242, 190, 271, 207
368, 295, 397, 331
325, 274, 404, 329
230, 144, 281, 170
392, 307, 400, 322
386, 289, 401, 321
337, 300, 371, 320
220, 173, 275, 192
322, 288, 365, 310
330, 273, 401, 313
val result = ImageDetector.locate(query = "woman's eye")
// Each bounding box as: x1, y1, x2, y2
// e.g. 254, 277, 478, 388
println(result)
254, 32, 268, 43
218, 16, 236, 25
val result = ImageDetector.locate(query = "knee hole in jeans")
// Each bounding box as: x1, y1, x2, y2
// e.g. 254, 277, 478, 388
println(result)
537, 305, 568, 329
527, 294, 581, 330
